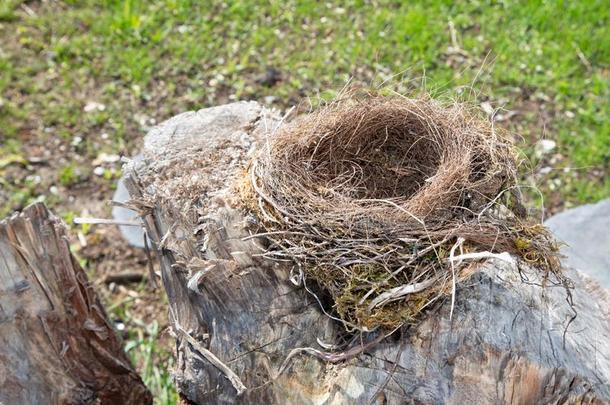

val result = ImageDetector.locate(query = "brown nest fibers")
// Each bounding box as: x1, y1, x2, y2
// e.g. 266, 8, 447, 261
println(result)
243, 92, 562, 331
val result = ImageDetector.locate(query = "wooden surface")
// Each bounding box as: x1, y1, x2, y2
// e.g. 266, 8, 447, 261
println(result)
0, 203, 152, 405
125, 101, 610, 404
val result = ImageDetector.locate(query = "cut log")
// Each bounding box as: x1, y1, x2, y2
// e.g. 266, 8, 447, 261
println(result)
124, 102, 610, 404
0, 203, 152, 405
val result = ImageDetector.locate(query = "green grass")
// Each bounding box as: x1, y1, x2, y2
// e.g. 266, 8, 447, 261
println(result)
0, 0, 608, 216
124, 320, 178, 405
1, 0, 609, 400
109, 294, 178, 405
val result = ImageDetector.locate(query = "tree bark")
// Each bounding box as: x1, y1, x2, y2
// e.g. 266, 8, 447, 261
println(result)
0, 203, 152, 405
124, 102, 610, 404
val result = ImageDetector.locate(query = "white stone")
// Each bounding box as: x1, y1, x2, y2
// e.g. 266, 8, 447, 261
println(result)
535, 139, 556, 157
83, 101, 106, 113
71, 136, 83, 146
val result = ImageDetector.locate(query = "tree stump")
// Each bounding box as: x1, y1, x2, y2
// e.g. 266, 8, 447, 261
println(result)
124, 102, 610, 404
0, 203, 152, 405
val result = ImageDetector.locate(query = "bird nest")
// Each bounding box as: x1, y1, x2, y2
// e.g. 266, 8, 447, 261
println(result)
240, 93, 561, 331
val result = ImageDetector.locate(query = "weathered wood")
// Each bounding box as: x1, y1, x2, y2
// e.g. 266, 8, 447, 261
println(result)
0, 203, 152, 405
125, 102, 610, 404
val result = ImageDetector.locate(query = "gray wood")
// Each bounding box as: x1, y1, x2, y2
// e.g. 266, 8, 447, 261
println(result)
124, 101, 610, 404
0, 203, 152, 405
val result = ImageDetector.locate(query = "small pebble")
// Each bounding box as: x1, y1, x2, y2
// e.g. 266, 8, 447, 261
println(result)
534, 139, 556, 158
84, 101, 106, 112
71, 136, 83, 146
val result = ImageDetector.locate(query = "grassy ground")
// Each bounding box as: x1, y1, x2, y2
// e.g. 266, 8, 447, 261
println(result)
1, 0, 608, 402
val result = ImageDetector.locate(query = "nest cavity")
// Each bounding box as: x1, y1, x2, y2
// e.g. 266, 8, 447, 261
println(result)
244, 93, 560, 331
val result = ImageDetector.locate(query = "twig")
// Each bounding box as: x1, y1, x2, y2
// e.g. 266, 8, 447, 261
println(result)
448, 237, 465, 321
73, 217, 141, 226
275, 331, 388, 378
102, 271, 146, 285
448, 251, 515, 266
368, 279, 435, 310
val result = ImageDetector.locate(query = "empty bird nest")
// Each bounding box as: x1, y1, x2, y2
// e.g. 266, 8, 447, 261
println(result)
240, 91, 563, 331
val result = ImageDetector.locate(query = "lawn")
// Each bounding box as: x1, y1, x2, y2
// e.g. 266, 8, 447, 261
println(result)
1, 0, 608, 402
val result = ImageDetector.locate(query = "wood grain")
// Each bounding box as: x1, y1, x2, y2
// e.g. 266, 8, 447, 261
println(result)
125, 101, 610, 404
0, 203, 151, 405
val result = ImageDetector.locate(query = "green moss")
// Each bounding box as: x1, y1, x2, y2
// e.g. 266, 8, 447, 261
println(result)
514, 237, 532, 252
